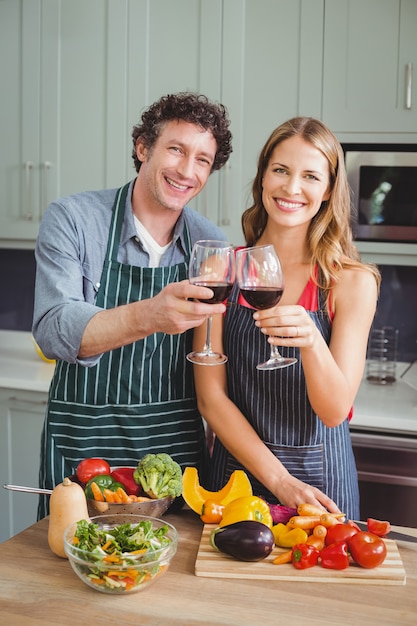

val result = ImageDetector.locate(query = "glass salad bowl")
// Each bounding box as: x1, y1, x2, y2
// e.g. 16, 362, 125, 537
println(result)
64, 514, 178, 594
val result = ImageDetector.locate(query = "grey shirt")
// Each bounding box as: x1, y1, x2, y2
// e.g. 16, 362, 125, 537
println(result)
33, 179, 226, 366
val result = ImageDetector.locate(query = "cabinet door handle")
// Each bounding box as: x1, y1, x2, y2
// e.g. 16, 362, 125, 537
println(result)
23, 161, 34, 220
41, 161, 52, 219
221, 162, 231, 226
405, 63, 413, 110
7, 395, 48, 407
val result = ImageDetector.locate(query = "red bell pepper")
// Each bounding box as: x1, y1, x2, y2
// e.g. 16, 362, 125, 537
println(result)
291, 544, 320, 570
320, 541, 350, 570
111, 467, 142, 496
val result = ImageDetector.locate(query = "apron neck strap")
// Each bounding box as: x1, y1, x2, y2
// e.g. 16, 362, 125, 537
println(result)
105, 183, 130, 262
106, 182, 193, 263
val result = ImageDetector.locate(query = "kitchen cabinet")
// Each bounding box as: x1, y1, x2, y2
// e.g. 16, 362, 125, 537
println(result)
322, 0, 417, 141
3, 1, 416, 249
0, 388, 47, 543
203, 0, 324, 245
0, 0, 324, 248
0, 0, 220, 247
0, 0, 112, 246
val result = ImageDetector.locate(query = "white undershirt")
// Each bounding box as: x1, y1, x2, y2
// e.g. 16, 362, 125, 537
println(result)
134, 215, 171, 267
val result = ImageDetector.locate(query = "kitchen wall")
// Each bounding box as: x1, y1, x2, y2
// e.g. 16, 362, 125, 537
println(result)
0, 249, 35, 332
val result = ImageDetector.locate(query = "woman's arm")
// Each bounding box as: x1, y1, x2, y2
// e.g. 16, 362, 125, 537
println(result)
193, 314, 341, 512
255, 267, 378, 426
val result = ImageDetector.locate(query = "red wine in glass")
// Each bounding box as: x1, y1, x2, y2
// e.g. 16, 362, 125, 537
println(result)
240, 287, 283, 310
186, 240, 235, 366
193, 282, 233, 304
236, 245, 297, 370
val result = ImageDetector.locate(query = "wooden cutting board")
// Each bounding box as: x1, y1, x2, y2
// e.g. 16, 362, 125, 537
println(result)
195, 524, 406, 585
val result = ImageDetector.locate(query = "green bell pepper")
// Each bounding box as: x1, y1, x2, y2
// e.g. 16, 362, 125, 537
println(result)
84, 474, 121, 499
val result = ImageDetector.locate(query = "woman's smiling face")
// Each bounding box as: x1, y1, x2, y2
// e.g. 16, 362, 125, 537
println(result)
261, 135, 331, 229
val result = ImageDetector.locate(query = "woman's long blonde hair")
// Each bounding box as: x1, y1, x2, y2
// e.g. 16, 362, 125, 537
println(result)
241, 117, 380, 294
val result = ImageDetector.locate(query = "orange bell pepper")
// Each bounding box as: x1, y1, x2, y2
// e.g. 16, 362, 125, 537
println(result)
200, 499, 225, 524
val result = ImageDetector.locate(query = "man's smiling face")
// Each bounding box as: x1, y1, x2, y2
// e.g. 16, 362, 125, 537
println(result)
135, 119, 217, 214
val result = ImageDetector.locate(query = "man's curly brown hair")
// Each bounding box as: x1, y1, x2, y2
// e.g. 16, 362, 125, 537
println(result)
131, 92, 232, 173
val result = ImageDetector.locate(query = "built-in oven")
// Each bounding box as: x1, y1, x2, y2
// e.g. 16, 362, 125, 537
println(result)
343, 143, 417, 244
350, 429, 417, 527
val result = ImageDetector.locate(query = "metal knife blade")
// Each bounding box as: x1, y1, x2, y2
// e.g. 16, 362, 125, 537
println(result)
354, 520, 417, 544
3, 484, 53, 495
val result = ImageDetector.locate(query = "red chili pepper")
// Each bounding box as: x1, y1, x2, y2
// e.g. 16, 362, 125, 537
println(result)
320, 541, 350, 570
291, 544, 320, 570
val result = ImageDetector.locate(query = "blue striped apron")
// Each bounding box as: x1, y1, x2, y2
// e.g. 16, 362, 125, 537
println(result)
38, 184, 207, 518
209, 282, 360, 520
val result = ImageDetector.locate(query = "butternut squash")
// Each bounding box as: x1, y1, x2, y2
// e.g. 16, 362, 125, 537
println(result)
48, 477, 89, 558
182, 467, 253, 514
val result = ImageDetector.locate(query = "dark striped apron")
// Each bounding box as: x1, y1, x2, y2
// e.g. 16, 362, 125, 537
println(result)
38, 184, 207, 518
209, 282, 360, 520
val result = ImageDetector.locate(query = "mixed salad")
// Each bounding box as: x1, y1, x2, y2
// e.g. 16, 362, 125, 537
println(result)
68, 518, 174, 592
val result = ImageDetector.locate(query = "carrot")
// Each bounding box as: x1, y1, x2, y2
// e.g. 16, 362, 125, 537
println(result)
112, 490, 122, 503
287, 515, 322, 530
272, 550, 293, 565
103, 554, 122, 563
117, 487, 130, 503
320, 513, 346, 527
312, 524, 327, 538
103, 488, 116, 503
297, 503, 326, 517
91, 481, 104, 502
306, 535, 325, 550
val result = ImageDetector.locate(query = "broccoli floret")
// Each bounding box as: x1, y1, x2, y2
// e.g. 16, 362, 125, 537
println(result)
133, 453, 183, 499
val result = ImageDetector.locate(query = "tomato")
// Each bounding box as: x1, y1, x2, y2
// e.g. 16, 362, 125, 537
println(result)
347, 531, 387, 568
367, 518, 391, 537
324, 523, 360, 546
76, 458, 111, 484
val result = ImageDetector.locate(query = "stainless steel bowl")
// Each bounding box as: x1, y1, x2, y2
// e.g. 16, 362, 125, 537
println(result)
86, 495, 174, 519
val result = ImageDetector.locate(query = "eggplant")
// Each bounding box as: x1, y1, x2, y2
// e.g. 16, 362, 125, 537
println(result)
210, 521, 275, 562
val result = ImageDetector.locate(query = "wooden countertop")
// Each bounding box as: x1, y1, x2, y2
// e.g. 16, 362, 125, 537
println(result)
0, 510, 416, 625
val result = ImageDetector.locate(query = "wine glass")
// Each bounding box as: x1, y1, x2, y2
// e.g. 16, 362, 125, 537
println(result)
186, 240, 235, 366
236, 244, 297, 370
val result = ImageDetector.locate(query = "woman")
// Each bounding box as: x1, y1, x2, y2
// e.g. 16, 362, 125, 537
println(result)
192, 117, 380, 519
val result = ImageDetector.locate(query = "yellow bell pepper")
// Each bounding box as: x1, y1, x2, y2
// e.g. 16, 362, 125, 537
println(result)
219, 495, 273, 528
272, 522, 309, 548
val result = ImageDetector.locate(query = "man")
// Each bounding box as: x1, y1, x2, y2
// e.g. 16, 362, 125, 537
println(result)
33, 92, 232, 517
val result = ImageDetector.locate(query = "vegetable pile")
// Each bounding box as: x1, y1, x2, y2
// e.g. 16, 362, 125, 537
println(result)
182, 468, 391, 571
271, 505, 390, 570
67, 518, 174, 592
74, 453, 183, 503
